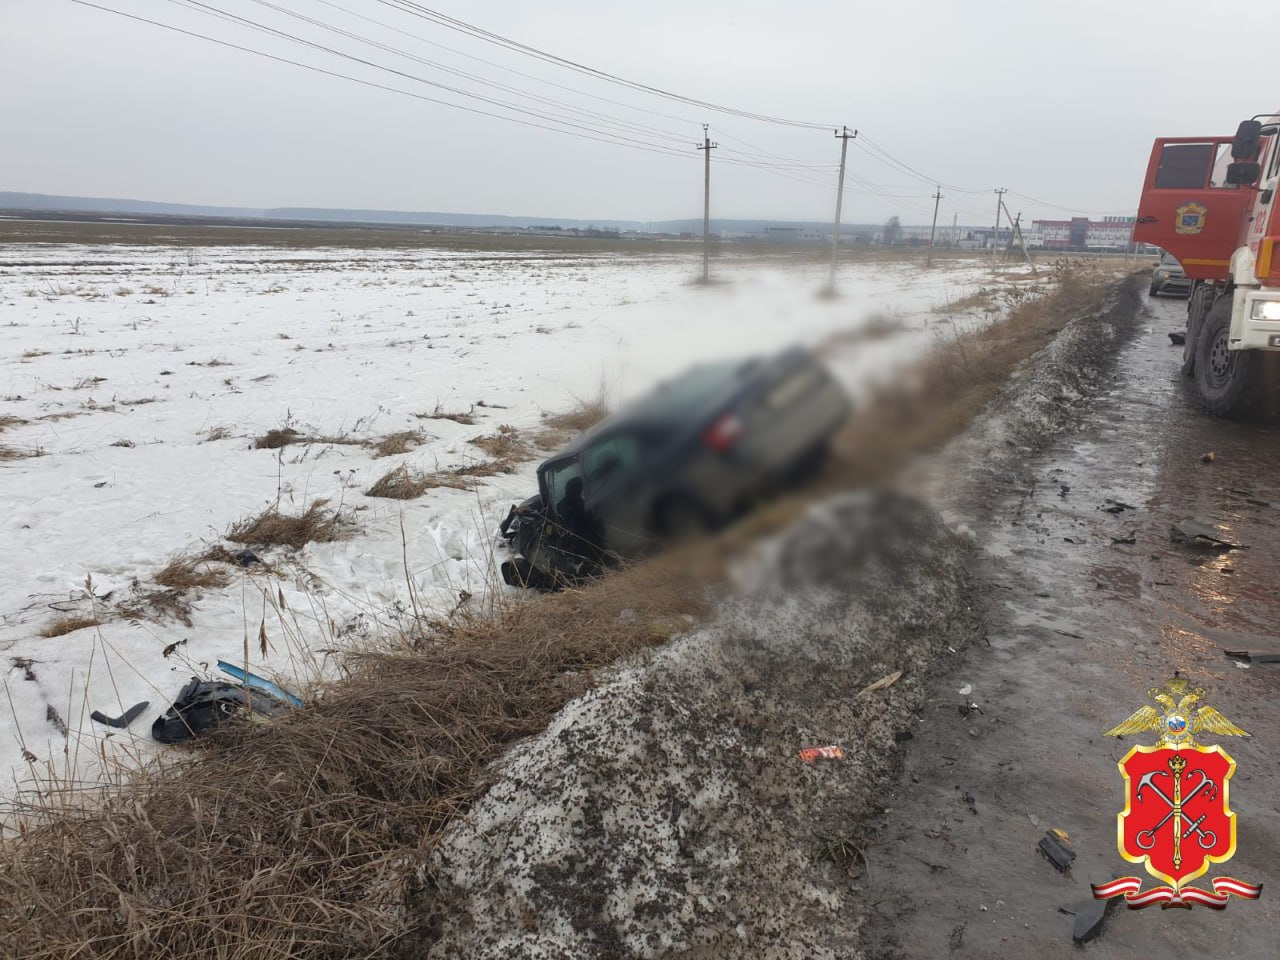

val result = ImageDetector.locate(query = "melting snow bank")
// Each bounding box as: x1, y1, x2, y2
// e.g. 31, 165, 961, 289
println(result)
420, 491, 980, 959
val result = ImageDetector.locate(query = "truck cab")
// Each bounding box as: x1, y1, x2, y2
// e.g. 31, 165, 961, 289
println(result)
1134, 115, 1280, 416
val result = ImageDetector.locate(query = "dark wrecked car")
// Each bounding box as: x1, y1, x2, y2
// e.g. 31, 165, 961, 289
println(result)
498, 346, 851, 588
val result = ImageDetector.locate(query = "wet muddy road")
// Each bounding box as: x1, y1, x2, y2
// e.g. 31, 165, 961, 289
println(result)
866, 291, 1280, 958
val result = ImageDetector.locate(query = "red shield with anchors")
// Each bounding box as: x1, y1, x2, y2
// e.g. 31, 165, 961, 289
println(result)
1118, 744, 1235, 888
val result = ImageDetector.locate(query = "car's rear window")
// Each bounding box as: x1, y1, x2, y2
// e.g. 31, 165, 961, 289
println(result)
640, 361, 741, 417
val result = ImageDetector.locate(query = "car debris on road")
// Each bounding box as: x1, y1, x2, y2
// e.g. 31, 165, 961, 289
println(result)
1170, 517, 1242, 550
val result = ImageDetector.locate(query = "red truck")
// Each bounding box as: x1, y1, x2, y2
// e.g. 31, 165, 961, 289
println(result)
1134, 115, 1280, 416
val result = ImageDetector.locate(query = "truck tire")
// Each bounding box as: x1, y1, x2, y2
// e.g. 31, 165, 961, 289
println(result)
1182, 284, 1211, 377
1194, 296, 1256, 418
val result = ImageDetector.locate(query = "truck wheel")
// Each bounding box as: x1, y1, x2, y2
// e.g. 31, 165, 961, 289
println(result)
1182, 284, 1211, 377
1194, 297, 1256, 418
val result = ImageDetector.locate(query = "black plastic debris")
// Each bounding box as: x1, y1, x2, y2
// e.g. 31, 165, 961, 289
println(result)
91, 701, 149, 729
1038, 829, 1076, 873
152, 678, 288, 744
1169, 331, 1186, 345
1110, 533, 1137, 545
232, 548, 262, 567
1100, 499, 1135, 515
1170, 518, 1241, 550
1066, 897, 1111, 944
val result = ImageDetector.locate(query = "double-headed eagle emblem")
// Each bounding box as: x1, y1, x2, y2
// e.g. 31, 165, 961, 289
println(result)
1092, 674, 1262, 910
1104, 675, 1248, 748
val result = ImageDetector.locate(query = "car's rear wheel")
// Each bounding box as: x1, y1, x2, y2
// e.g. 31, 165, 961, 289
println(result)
655, 495, 712, 541
788, 441, 831, 483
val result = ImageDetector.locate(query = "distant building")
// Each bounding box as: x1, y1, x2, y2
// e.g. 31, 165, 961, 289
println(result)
758, 224, 827, 243
1030, 215, 1134, 251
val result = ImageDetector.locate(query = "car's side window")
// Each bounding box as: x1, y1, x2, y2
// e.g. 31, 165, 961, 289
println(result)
583, 434, 641, 492
547, 459, 584, 513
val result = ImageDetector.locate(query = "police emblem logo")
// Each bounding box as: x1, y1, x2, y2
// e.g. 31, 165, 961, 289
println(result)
1174, 201, 1208, 235
1093, 675, 1263, 908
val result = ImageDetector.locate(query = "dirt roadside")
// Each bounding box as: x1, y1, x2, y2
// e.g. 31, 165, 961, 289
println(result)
864, 292, 1280, 957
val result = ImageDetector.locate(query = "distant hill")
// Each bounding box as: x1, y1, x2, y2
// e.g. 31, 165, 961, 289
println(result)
0, 191, 885, 236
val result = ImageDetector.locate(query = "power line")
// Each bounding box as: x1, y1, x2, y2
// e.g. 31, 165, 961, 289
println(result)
162, 0, 702, 157
370, 0, 834, 129
70, 0, 698, 159
238, 0, 703, 151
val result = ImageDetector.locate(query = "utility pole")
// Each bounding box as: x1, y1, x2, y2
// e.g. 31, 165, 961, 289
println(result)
926, 185, 943, 266
1000, 200, 1036, 273
951, 212, 958, 247
697, 124, 717, 283
991, 187, 1007, 262
826, 126, 856, 294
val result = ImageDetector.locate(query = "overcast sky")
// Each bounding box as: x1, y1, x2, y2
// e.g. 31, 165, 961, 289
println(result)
1, 0, 1272, 225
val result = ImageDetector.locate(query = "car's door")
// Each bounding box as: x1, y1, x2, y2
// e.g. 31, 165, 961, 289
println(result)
580, 432, 652, 558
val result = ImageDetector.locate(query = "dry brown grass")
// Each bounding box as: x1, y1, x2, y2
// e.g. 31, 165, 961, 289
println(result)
117, 588, 194, 628
0, 444, 44, 460
0, 415, 27, 432
470, 424, 534, 465
366, 464, 434, 499
416, 403, 477, 425
371, 430, 425, 458
366, 462, 497, 499
534, 395, 609, 449
0, 265, 1139, 960
154, 553, 233, 590
936, 287, 1001, 312
0, 560, 707, 960
39, 616, 101, 638
253, 427, 302, 449
227, 500, 356, 550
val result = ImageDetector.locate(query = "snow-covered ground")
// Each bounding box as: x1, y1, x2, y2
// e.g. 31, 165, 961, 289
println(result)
0, 238, 1035, 801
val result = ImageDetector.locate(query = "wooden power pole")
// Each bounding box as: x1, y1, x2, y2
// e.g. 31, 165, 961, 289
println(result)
991, 187, 1007, 261
926, 185, 943, 266
697, 124, 717, 283
826, 126, 856, 294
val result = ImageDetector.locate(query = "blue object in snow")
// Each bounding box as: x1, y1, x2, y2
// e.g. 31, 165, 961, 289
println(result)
216, 660, 304, 708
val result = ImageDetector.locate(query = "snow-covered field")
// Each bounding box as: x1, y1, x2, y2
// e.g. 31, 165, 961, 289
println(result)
0, 236, 1033, 801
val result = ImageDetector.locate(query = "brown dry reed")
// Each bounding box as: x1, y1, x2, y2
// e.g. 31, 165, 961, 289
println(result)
227, 500, 355, 550
0, 264, 1140, 959
0, 559, 708, 960
470, 424, 534, 465
154, 553, 233, 590
38, 616, 101, 638
371, 430, 426, 458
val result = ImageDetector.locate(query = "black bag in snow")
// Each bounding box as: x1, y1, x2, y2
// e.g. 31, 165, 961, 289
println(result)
151, 677, 285, 744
